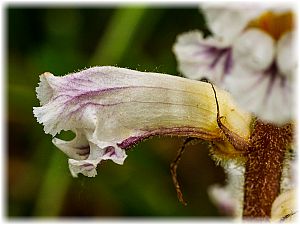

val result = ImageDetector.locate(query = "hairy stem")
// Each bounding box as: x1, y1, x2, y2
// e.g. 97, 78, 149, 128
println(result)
243, 120, 293, 219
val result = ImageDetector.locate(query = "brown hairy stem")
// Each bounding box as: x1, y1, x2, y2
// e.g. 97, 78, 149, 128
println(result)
210, 83, 293, 219
243, 121, 293, 219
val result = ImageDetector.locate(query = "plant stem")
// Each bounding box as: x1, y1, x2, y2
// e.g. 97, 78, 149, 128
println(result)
242, 120, 293, 219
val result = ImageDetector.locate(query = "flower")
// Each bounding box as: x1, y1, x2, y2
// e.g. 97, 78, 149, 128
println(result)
173, 3, 296, 125
271, 189, 296, 222
208, 161, 245, 217
173, 4, 296, 218
33, 66, 252, 177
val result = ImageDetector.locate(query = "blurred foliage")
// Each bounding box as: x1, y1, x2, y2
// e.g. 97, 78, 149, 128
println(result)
8, 6, 226, 218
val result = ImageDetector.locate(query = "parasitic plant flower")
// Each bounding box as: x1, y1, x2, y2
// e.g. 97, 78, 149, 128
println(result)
33, 5, 296, 218
33, 66, 251, 178
33, 66, 295, 220
173, 3, 296, 125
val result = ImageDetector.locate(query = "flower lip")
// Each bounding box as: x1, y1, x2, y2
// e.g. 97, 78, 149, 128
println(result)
224, 61, 293, 125
276, 32, 296, 78
76, 146, 90, 156
36, 72, 56, 105
232, 28, 275, 71
173, 31, 233, 84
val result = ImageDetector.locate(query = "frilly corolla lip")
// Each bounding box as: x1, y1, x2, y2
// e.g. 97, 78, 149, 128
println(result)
33, 66, 251, 177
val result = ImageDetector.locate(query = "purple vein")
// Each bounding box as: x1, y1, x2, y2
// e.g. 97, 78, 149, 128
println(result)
57, 84, 212, 106
67, 99, 215, 116
117, 126, 221, 149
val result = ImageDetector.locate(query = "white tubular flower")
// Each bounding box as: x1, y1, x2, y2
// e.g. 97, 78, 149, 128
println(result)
276, 32, 297, 79
200, 3, 261, 44
228, 11, 295, 125
33, 66, 251, 177
173, 3, 261, 83
173, 31, 232, 86
208, 161, 245, 218
173, 5, 296, 125
232, 29, 275, 71
224, 60, 294, 125
271, 189, 297, 222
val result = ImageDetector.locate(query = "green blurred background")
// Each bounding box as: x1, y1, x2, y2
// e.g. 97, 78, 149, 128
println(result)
8, 5, 226, 218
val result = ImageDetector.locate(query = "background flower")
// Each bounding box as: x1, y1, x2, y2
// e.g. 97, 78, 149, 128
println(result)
173, 4, 296, 125
173, 4, 297, 219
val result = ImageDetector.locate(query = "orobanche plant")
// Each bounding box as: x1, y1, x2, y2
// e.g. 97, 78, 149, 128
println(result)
33, 3, 296, 222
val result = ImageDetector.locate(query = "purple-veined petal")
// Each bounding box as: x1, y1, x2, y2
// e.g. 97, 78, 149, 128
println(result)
173, 30, 233, 86
225, 62, 294, 125
52, 129, 91, 160
232, 28, 275, 72
67, 143, 127, 177
33, 66, 252, 177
